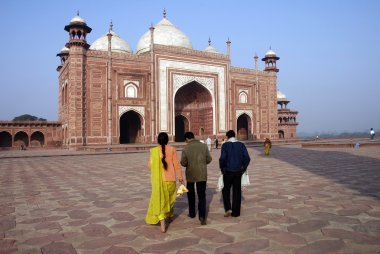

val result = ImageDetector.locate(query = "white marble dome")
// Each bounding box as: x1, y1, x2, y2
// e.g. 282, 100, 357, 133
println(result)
136, 18, 192, 54
90, 30, 132, 53
265, 48, 277, 57
204, 44, 219, 53
60, 46, 69, 53
70, 15, 86, 24
277, 90, 287, 101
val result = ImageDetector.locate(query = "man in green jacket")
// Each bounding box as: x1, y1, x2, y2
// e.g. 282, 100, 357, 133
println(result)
181, 131, 212, 225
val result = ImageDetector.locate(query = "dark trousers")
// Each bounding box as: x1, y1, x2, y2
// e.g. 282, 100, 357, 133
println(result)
222, 172, 243, 216
187, 181, 206, 219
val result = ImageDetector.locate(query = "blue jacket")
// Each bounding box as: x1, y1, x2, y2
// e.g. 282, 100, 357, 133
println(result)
219, 138, 251, 173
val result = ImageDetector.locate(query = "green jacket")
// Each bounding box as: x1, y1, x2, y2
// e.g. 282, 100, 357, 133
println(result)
181, 140, 212, 182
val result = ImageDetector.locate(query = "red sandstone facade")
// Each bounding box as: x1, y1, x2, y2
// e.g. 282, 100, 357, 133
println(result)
0, 12, 298, 149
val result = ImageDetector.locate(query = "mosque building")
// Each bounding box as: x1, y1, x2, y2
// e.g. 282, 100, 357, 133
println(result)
0, 11, 298, 149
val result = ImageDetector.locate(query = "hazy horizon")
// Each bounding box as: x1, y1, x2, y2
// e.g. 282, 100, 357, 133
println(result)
0, 0, 379, 133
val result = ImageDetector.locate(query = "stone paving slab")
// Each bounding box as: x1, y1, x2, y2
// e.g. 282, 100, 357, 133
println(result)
1, 145, 380, 253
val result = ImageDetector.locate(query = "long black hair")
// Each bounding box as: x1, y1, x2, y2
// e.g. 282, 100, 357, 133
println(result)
157, 132, 169, 170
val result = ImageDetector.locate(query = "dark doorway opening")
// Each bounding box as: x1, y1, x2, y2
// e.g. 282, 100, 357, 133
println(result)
31, 131, 45, 147
120, 111, 142, 144
175, 115, 189, 142
237, 114, 250, 140
14, 131, 29, 147
0, 131, 12, 147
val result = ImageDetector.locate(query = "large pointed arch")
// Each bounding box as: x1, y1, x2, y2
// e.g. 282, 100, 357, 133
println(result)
174, 81, 213, 138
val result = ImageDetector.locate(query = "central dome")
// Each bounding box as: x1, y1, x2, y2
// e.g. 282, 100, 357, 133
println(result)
136, 18, 192, 54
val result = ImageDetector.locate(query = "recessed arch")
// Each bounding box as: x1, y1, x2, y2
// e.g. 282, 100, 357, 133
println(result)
119, 110, 143, 144
237, 113, 251, 140
14, 131, 29, 147
0, 131, 12, 147
31, 131, 45, 147
174, 114, 189, 142
239, 92, 248, 103
125, 83, 138, 98
174, 81, 213, 137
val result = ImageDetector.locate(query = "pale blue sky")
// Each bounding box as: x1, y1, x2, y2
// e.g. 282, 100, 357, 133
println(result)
0, 0, 379, 134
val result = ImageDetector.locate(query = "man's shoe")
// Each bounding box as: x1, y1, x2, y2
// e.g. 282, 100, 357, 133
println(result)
224, 210, 232, 217
199, 217, 207, 225
187, 214, 195, 218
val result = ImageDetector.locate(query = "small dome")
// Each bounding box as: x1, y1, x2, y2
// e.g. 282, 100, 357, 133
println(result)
277, 90, 288, 101
204, 38, 219, 53
70, 15, 86, 24
90, 30, 132, 53
265, 48, 277, 57
60, 46, 69, 53
204, 45, 219, 53
137, 18, 192, 54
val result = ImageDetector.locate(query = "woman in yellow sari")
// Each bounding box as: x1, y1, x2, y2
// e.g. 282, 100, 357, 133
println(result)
264, 138, 272, 155
146, 132, 183, 233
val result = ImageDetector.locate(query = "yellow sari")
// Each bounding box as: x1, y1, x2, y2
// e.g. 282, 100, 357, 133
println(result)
145, 146, 176, 224
264, 143, 271, 155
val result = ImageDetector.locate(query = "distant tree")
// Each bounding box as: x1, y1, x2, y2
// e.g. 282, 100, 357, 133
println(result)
12, 114, 46, 121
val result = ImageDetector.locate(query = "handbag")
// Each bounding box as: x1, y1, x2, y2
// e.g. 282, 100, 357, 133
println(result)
217, 174, 224, 192
176, 184, 189, 197
241, 171, 250, 187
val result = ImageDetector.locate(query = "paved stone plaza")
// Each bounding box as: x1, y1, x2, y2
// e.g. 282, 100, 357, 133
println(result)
1, 145, 380, 254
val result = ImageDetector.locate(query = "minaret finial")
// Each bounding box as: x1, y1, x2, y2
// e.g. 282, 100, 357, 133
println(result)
208, 37, 211, 46
163, 8, 167, 18
77, 11, 80, 16
109, 20, 113, 32
269, 45, 272, 50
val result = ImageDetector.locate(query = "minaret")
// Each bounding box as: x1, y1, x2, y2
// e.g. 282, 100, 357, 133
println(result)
261, 47, 280, 72
64, 11, 92, 48
226, 37, 231, 57
261, 47, 280, 139
63, 12, 92, 147
254, 53, 259, 70
107, 21, 113, 145
149, 23, 156, 142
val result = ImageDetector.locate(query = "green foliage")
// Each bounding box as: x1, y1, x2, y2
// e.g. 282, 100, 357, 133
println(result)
12, 114, 46, 121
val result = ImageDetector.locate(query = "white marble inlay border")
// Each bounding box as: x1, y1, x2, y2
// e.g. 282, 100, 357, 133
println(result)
123, 80, 139, 87
173, 75, 214, 95
159, 59, 226, 132
236, 109, 253, 119
118, 106, 145, 118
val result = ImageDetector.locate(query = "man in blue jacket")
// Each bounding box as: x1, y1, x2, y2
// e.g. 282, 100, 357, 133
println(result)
219, 130, 251, 217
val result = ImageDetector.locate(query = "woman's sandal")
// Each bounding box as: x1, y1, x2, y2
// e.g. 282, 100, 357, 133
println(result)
160, 219, 166, 233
